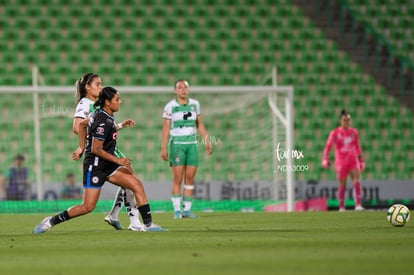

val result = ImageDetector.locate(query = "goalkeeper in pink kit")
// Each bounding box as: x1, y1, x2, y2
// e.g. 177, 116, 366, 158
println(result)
322, 109, 365, 211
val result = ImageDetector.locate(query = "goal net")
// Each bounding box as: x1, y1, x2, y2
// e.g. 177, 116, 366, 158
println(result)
0, 85, 294, 212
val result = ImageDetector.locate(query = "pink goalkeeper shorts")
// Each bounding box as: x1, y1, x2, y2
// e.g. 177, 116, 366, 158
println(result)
334, 160, 360, 180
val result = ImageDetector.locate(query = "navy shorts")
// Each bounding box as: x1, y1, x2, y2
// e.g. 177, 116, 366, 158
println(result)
83, 157, 120, 188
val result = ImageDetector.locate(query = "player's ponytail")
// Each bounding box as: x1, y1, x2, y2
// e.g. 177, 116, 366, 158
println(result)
75, 73, 99, 103
94, 86, 118, 110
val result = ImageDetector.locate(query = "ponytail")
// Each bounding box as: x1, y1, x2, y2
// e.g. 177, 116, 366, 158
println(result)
94, 86, 118, 109
75, 73, 99, 103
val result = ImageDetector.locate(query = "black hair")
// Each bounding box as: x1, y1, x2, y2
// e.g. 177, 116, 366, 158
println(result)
15, 154, 25, 161
339, 109, 350, 119
94, 86, 118, 109
74, 73, 99, 103
174, 79, 189, 88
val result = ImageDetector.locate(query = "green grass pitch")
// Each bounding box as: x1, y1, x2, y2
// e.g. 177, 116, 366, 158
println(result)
0, 211, 413, 275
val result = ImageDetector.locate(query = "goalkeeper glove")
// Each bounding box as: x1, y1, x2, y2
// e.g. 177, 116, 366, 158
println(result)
321, 159, 330, 168
359, 157, 365, 171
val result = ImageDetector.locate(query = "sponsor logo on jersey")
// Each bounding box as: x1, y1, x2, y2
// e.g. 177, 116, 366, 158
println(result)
112, 132, 118, 140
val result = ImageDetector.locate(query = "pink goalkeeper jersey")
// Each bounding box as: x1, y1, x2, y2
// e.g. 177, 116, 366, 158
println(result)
323, 127, 362, 164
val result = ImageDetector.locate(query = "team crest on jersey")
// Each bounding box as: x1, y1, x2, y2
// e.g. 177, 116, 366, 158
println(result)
92, 176, 99, 184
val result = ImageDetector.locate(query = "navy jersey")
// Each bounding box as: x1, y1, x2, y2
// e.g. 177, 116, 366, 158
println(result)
84, 109, 118, 163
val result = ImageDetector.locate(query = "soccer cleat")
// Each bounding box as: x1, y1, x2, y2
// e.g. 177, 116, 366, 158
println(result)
104, 215, 123, 230
128, 224, 146, 232
142, 223, 168, 232
354, 205, 365, 211
33, 217, 52, 234
339, 208, 346, 212
174, 210, 182, 219
182, 210, 199, 219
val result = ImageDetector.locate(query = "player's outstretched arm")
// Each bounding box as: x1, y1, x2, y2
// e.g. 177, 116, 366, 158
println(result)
116, 119, 135, 130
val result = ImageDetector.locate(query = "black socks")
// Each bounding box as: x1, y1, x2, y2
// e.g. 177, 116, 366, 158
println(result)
138, 204, 152, 226
50, 210, 71, 226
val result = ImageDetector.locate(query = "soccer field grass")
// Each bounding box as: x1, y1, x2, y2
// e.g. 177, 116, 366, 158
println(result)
0, 211, 412, 275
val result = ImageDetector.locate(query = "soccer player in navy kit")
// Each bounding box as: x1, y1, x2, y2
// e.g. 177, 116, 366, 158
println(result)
34, 87, 166, 233
73, 73, 142, 231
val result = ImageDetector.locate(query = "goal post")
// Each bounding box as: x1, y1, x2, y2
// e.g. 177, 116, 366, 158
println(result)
0, 84, 294, 211
268, 85, 295, 212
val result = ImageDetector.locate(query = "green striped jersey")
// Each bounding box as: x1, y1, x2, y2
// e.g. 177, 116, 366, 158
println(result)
162, 98, 200, 144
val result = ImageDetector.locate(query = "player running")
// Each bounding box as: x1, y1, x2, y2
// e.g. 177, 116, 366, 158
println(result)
160, 80, 212, 219
322, 109, 365, 211
72, 73, 142, 231
33, 87, 166, 233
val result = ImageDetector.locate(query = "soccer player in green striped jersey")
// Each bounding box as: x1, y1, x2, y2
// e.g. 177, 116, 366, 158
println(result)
161, 80, 212, 219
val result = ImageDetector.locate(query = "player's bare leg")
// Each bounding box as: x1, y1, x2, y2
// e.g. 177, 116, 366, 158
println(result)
34, 189, 101, 233
108, 167, 166, 231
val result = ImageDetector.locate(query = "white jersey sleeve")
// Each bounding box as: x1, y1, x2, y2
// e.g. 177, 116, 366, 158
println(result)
162, 100, 174, 120
194, 99, 201, 116
73, 98, 95, 119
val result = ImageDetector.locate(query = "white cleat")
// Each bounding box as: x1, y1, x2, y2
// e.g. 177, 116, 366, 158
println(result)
142, 223, 168, 232
354, 205, 365, 211
128, 224, 146, 232
104, 215, 123, 230
33, 217, 52, 234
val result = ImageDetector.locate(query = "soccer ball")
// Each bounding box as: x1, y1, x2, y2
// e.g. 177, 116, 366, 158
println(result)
386, 204, 410, 227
